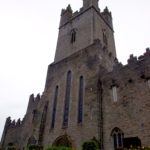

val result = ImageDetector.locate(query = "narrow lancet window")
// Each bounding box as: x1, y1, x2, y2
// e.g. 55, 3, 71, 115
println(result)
63, 71, 72, 127
71, 29, 76, 43
78, 76, 84, 123
102, 29, 108, 45
112, 86, 117, 102
51, 86, 58, 129
38, 102, 48, 145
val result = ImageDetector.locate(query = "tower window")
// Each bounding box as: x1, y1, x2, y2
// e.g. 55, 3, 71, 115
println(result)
111, 127, 124, 150
112, 86, 118, 102
51, 86, 59, 129
63, 71, 72, 127
102, 29, 108, 45
77, 76, 84, 123
71, 29, 76, 43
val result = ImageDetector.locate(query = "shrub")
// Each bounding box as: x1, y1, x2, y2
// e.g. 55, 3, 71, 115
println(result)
46, 146, 72, 150
28, 145, 43, 150
123, 147, 150, 150
7, 147, 16, 150
82, 140, 99, 150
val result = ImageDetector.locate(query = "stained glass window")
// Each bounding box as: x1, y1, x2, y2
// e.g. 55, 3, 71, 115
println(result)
78, 76, 84, 123
51, 86, 58, 129
71, 29, 76, 43
63, 71, 72, 127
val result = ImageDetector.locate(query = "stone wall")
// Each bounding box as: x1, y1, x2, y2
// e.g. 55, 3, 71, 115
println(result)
102, 48, 150, 150
54, 4, 116, 63
43, 40, 114, 149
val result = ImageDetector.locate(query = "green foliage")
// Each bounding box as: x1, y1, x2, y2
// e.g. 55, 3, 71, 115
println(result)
46, 146, 72, 150
7, 147, 16, 150
28, 145, 43, 150
82, 140, 99, 150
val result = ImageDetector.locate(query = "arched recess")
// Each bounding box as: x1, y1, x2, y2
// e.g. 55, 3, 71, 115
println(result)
111, 127, 124, 150
27, 135, 37, 146
52, 135, 73, 148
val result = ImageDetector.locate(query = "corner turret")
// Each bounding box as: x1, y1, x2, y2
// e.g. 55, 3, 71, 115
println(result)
101, 7, 113, 29
60, 4, 73, 27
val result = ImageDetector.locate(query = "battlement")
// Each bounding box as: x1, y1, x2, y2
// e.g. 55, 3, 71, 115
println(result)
105, 48, 150, 85
26, 93, 41, 114
114, 48, 150, 69
5, 117, 23, 129
132, 47, 150, 63
29, 93, 41, 103
59, 1, 101, 28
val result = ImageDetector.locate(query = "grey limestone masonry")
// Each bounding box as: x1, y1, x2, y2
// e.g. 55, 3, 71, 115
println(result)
1, 0, 150, 150
54, 0, 116, 63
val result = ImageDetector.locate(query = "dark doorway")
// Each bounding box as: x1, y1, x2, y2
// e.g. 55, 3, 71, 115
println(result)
53, 135, 72, 148
27, 136, 37, 146
123, 137, 141, 149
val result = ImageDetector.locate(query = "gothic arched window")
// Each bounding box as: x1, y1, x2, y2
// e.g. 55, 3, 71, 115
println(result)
38, 102, 48, 145
71, 29, 76, 43
112, 86, 118, 102
102, 29, 108, 46
51, 86, 59, 129
32, 109, 38, 123
63, 71, 72, 127
111, 127, 124, 149
77, 76, 84, 123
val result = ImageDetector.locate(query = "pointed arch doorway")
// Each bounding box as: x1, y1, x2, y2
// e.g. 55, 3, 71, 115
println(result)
52, 135, 73, 148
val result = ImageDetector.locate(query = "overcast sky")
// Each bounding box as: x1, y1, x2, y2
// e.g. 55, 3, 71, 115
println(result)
0, 0, 150, 139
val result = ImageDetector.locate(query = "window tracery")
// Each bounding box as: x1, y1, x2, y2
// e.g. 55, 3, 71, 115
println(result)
111, 127, 124, 149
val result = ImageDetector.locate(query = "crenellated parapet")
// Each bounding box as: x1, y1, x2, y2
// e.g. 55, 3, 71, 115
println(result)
112, 48, 150, 69
106, 48, 150, 85
26, 93, 41, 114
59, 0, 101, 28
6, 117, 23, 129
29, 93, 41, 103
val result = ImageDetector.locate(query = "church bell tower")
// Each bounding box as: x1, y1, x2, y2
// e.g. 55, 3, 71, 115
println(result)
54, 0, 116, 67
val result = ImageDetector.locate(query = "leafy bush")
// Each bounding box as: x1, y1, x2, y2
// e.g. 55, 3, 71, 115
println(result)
82, 140, 99, 150
46, 146, 72, 150
124, 147, 150, 150
7, 147, 16, 150
28, 145, 43, 150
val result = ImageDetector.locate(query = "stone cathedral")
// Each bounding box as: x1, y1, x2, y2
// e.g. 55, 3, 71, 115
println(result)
1, 0, 150, 150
